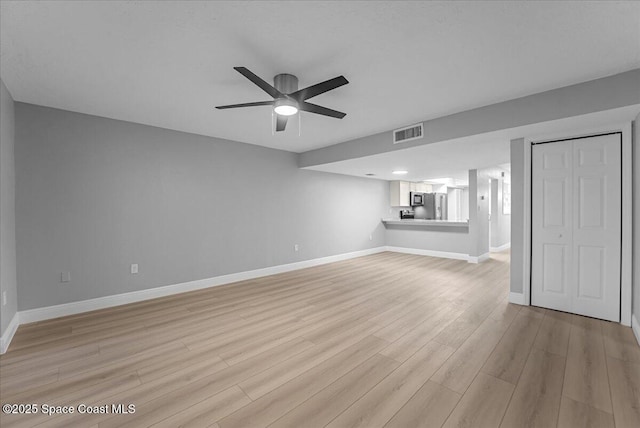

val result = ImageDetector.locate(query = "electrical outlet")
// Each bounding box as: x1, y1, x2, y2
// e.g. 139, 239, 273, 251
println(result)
61, 272, 71, 283
294, 244, 299, 252
2, 291, 6, 306
131, 264, 139, 274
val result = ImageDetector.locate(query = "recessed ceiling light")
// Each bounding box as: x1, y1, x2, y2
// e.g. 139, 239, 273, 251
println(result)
392, 170, 408, 175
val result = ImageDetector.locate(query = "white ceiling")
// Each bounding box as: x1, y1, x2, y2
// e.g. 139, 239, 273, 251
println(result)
1, 1, 639, 153
306, 105, 640, 182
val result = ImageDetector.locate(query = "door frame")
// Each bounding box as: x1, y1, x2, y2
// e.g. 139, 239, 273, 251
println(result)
522, 122, 632, 326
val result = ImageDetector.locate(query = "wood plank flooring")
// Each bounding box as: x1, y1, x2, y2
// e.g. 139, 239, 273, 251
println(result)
1, 251, 639, 428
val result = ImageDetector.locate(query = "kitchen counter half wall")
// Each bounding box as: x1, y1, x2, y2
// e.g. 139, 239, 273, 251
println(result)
383, 218, 472, 261
381, 219, 469, 228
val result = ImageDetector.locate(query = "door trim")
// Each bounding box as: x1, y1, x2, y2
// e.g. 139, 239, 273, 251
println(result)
523, 122, 632, 326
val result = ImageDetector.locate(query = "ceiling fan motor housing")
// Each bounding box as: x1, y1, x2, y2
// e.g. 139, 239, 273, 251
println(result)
274, 73, 298, 95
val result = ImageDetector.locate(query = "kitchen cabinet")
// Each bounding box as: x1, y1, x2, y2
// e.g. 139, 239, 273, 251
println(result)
390, 181, 433, 206
389, 180, 433, 207
416, 183, 432, 193
390, 180, 411, 206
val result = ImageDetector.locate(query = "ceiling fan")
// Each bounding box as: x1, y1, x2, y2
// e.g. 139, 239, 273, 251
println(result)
216, 67, 348, 132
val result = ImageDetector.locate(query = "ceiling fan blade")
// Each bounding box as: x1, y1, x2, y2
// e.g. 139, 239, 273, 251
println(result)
275, 114, 288, 132
215, 100, 274, 109
290, 76, 348, 101
234, 67, 283, 99
299, 101, 346, 119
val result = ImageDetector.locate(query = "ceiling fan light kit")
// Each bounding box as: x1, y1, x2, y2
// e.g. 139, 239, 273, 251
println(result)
273, 98, 299, 116
216, 66, 348, 132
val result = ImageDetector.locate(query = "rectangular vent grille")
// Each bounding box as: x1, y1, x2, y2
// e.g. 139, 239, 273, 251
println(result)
393, 123, 423, 144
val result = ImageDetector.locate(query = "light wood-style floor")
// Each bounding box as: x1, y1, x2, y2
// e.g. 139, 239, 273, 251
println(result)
1, 251, 639, 428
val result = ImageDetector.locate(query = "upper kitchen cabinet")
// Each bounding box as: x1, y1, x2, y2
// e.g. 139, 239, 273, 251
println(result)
390, 180, 411, 206
389, 181, 433, 206
416, 182, 432, 193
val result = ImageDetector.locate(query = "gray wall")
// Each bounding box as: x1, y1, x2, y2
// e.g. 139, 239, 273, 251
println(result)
14, 103, 389, 311
0, 79, 18, 336
461, 188, 469, 221
510, 138, 525, 294
300, 70, 640, 168
490, 178, 511, 249
468, 169, 490, 258
634, 114, 640, 322
385, 226, 469, 255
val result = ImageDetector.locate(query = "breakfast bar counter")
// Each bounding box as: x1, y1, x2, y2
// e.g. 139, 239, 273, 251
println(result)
381, 219, 469, 229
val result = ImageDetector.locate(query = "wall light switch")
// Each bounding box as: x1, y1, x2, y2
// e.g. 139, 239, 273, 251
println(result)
61, 272, 71, 283
2, 291, 6, 306
369, 235, 373, 241
294, 244, 299, 252
131, 264, 139, 274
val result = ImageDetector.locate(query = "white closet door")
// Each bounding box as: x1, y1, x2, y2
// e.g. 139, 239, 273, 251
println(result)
571, 135, 621, 321
531, 140, 573, 313
531, 134, 621, 322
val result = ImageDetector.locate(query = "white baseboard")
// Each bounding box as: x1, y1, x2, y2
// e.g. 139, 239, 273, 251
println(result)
490, 242, 511, 253
509, 292, 526, 305
18, 246, 387, 325
468, 252, 490, 264
384, 246, 469, 261
385, 246, 494, 264
0, 312, 20, 354
632, 314, 640, 347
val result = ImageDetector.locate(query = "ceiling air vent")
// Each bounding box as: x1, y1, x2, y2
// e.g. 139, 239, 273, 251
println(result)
393, 123, 424, 144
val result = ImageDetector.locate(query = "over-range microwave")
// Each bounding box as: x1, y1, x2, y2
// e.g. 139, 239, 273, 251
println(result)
410, 192, 424, 206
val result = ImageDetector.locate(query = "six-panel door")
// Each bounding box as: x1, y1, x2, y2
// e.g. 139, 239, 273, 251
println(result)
531, 134, 621, 322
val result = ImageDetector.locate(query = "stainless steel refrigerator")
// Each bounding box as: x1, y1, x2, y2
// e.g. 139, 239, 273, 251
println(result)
422, 193, 448, 220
